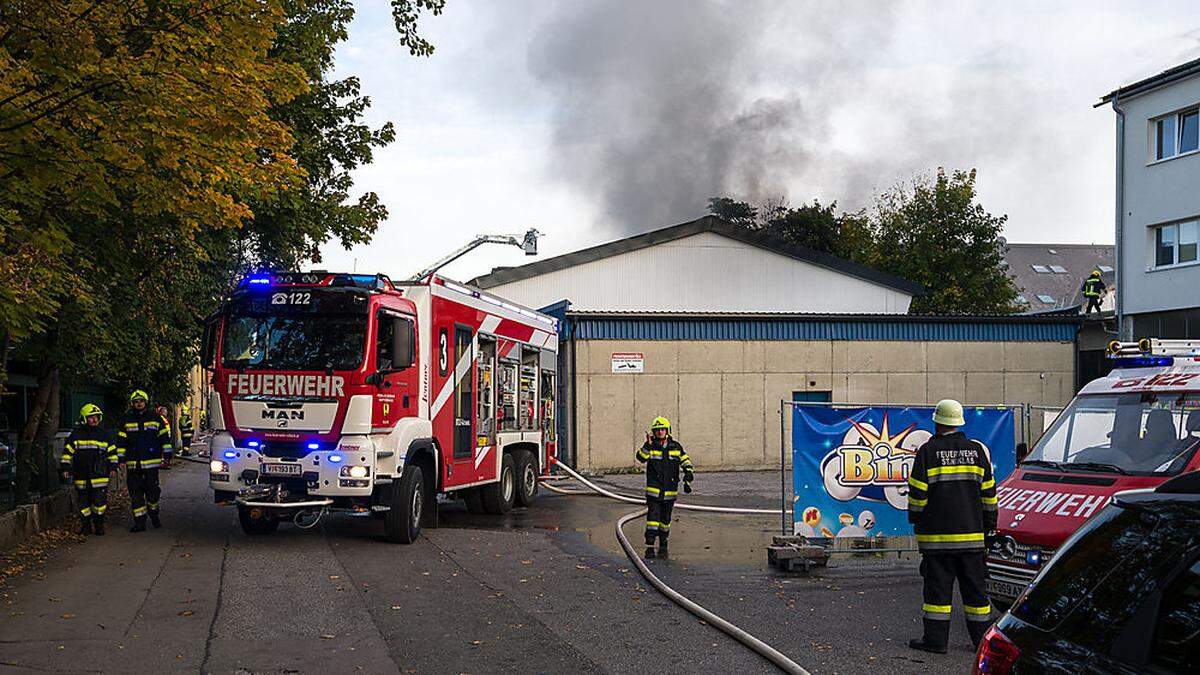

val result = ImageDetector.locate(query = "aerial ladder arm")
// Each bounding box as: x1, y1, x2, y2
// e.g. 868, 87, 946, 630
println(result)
409, 229, 541, 281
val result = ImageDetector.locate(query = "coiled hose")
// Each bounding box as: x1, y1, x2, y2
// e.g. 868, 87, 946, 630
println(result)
547, 459, 809, 675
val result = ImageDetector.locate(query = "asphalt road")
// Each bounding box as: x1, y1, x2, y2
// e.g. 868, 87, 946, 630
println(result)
0, 463, 978, 674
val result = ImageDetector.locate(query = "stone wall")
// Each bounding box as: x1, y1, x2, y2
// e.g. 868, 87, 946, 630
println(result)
572, 339, 1075, 471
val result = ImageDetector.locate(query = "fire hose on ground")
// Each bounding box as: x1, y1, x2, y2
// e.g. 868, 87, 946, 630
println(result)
547, 458, 809, 675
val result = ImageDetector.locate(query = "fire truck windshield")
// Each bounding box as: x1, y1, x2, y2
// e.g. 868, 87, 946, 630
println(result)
221, 293, 368, 371
1025, 392, 1200, 475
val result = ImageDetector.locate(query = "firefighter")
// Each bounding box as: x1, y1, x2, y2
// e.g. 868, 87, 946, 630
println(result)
906, 399, 997, 653
61, 404, 119, 536
178, 410, 194, 457
635, 417, 693, 559
1082, 269, 1106, 314
118, 390, 172, 531
155, 404, 174, 470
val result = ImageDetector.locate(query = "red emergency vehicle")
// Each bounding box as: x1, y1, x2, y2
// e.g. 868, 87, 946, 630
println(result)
987, 338, 1200, 603
201, 271, 559, 542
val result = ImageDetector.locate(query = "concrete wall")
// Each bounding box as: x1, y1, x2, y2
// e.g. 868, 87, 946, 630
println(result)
1118, 71, 1200, 316
573, 339, 1075, 471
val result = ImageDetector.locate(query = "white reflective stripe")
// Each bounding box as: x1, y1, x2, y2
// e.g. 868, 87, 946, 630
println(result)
475, 444, 491, 469
479, 315, 501, 335
431, 344, 473, 419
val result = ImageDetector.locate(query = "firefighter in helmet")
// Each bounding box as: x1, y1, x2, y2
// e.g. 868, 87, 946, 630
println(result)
1082, 269, 1106, 314
907, 400, 997, 653
155, 404, 174, 470
635, 417, 693, 559
61, 404, 119, 536
118, 390, 172, 531
178, 409, 194, 457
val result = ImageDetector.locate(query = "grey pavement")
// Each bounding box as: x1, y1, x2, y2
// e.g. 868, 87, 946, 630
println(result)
0, 463, 977, 674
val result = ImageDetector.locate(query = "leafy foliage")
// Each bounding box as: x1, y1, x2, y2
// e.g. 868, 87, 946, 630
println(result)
708, 168, 1020, 314
872, 168, 1020, 315
1, 0, 445, 441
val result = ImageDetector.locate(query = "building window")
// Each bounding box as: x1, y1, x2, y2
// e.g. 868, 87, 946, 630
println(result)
1031, 264, 1051, 274
1153, 106, 1200, 161
1036, 294, 1056, 304
1154, 220, 1200, 268
1049, 265, 1068, 274
1016, 294, 1028, 305
1098, 265, 1113, 273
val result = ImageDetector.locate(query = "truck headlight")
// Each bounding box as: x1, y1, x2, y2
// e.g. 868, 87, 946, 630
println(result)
340, 465, 370, 478
210, 460, 228, 473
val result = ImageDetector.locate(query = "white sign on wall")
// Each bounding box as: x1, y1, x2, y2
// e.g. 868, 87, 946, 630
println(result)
611, 352, 644, 373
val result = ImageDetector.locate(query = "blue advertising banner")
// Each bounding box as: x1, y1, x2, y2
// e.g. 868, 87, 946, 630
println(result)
792, 406, 1015, 538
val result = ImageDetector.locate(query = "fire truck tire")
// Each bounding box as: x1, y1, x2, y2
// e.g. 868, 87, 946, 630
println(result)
481, 453, 516, 514
463, 487, 486, 514
514, 450, 538, 507
238, 505, 279, 535
385, 464, 423, 544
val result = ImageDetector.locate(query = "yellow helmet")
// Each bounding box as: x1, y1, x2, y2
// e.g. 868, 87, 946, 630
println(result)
932, 399, 965, 427
129, 389, 149, 403
1090, 269, 1101, 278
80, 403, 103, 421
650, 416, 671, 432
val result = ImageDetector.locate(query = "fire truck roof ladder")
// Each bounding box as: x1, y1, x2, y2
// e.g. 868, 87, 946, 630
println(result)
1107, 338, 1200, 357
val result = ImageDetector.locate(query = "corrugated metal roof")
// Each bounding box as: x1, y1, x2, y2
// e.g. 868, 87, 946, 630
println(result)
566, 313, 1079, 342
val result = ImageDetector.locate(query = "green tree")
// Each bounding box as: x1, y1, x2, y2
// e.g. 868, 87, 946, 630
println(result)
707, 196, 876, 266
872, 168, 1019, 315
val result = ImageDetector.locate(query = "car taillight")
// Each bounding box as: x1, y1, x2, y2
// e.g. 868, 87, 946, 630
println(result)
974, 625, 1019, 674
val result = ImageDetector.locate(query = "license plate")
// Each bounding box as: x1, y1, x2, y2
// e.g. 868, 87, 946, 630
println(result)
987, 579, 1025, 600
261, 463, 301, 476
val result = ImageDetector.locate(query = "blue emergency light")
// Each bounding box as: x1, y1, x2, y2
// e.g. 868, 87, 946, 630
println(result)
307, 442, 320, 450
223, 450, 238, 460
246, 275, 271, 286
1025, 549, 1042, 566
246, 439, 261, 448
1109, 356, 1174, 368
329, 453, 343, 464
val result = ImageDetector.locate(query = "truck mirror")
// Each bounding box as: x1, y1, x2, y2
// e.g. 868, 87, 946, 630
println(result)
200, 318, 218, 369
1015, 442, 1029, 463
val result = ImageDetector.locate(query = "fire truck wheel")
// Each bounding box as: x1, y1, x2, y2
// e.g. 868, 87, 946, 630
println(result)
238, 505, 279, 535
464, 487, 485, 514
481, 453, 516, 514
514, 450, 538, 507
385, 464, 423, 544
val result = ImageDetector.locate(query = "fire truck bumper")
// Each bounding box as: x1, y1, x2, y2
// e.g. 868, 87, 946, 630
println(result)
208, 433, 377, 500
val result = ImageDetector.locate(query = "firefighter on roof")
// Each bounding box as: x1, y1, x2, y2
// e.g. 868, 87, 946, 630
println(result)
118, 390, 172, 532
1082, 269, 1106, 314
635, 417, 693, 559
61, 404, 119, 536
906, 399, 997, 654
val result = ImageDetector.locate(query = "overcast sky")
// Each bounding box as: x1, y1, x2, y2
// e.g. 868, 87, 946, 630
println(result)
317, 1, 1200, 283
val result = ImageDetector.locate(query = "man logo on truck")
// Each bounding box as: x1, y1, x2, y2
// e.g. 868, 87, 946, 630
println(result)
261, 410, 305, 421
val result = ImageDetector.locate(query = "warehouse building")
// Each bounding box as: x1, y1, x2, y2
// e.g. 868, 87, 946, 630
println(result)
472, 216, 1082, 471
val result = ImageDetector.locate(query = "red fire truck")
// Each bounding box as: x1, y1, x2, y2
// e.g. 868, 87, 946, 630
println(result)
986, 338, 1200, 604
201, 271, 559, 543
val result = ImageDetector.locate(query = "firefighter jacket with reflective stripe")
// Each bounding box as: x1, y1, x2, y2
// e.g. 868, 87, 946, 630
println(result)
636, 437, 693, 500
1082, 277, 1106, 298
62, 424, 119, 482
179, 418, 194, 440
906, 431, 997, 553
117, 408, 172, 469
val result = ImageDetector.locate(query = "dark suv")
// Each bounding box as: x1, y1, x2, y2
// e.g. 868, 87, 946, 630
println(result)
975, 472, 1200, 674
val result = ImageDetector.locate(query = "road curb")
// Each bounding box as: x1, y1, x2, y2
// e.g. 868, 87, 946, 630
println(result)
0, 488, 74, 552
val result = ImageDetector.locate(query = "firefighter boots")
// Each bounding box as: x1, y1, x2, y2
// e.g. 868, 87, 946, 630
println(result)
644, 546, 656, 559
77, 517, 93, 536
93, 515, 105, 536
657, 537, 669, 559
149, 512, 162, 529
130, 517, 147, 533
908, 637, 948, 654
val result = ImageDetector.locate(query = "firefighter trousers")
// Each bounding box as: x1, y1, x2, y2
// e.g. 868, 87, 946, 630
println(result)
645, 497, 675, 545
919, 552, 992, 647
127, 469, 161, 521
73, 480, 108, 521
1085, 296, 1102, 313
